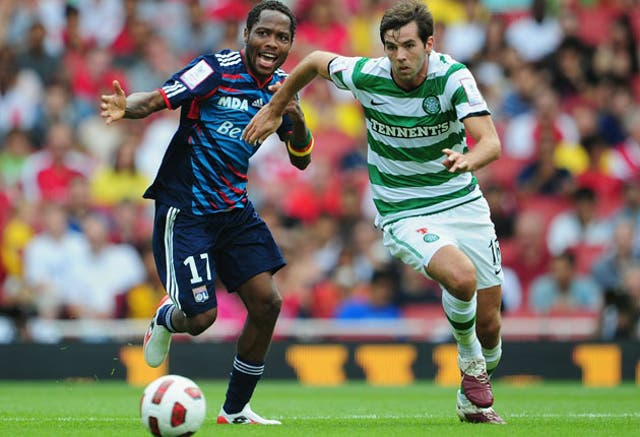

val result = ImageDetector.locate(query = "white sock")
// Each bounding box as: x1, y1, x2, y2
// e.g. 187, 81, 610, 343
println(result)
442, 289, 482, 359
483, 339, 502, 375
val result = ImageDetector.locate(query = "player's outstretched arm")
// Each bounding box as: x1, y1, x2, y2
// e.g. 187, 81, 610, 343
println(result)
100, 80, 166, 125
243, 51, 338, 146
442, 115, 501, 173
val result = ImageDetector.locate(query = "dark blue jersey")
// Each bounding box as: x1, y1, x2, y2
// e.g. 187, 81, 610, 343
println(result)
143, 49, 292, 215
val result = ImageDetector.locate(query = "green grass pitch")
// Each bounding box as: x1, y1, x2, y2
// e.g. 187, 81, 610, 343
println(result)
0, 381, 638, 436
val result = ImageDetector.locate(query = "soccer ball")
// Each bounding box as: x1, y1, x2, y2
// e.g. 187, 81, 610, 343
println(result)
140, 374, 207, 436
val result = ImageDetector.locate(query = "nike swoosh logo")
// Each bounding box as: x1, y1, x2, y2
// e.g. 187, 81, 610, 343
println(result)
370, 99, 384, 106
494, 268, 502, 275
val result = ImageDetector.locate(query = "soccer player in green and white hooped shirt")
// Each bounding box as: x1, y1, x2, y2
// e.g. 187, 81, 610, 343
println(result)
244, 0, 505, 425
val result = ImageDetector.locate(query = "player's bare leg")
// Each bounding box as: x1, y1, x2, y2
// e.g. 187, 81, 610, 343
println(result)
476, 286, 502, 374
144, 296, 217, 367
218, 272, 282, 425
456, 285, 505, 423
427, 246, 497, 417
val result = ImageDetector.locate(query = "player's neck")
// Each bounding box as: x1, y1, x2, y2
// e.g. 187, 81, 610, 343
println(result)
393, 59, 428, 91
240, 49, 273, 89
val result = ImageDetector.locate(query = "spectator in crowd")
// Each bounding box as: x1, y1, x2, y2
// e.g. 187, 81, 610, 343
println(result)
162, 0, 223, 59
69, 47, 129, 119
32, 82, 83, 147
500, 62, 541, 119
0, 46, 43, 140
500, 266, 523, 314
124, 240, 165, 319
528, 250, 602, 314
335, 268, 401, 319
596, 82, 635, 147
19, 121, 93, 203
22, 202, 88, 320
610, 177, 640, 240
0, 128, 34, 189
575, 134, 623, 201
346, 0, 388, 58
126, 31, 182, 93
544, 36, 594, 101
592, 15, 639, 87
546, 186, 610, 256
0, 200, 36, 290
607, 109, 640, 181
16, 21, 61, 86
75, 0, 126, 49
109, 0, 150, 67
66, 175, 94, 233
441, 0, 488, 64
504, 86, 580, 160
598, 263, 640, 341
591, 220, 640, 293
470, 14, 508, 70
90, 135, 150, 208
69, 212, 145, 320
0, 199, 37, 341
109, 198, 151, 247
292, 0, 352, 63
505, 0, 562, 63
61, 3, 95, 59
501, 210, 551, 296
516, 135, 574, 197
134, 108, 181, 182
484, 183, 516, 240
395, 262, 441, 306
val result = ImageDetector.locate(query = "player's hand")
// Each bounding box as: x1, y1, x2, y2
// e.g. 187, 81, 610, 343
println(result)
100, 80, 127, 125
442, 148, 472, 173
268, 81, 304, 121
243, 103, 282, 146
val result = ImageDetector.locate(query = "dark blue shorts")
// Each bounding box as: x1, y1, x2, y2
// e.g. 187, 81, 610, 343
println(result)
151, 201, 285, 317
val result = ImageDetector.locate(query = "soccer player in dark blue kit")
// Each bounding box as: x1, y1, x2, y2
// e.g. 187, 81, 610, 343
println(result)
100, 1, 312, 425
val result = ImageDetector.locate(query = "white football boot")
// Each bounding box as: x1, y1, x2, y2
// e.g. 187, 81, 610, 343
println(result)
456, 390, 506, 424
217, 404, 281, 425
143, 296, 173, 367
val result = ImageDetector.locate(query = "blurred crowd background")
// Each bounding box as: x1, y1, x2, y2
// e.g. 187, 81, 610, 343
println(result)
1, 0, 640, 343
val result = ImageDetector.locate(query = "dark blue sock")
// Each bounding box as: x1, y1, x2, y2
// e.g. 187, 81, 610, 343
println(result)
223, 356, 264, 414
155, 304, 177, 333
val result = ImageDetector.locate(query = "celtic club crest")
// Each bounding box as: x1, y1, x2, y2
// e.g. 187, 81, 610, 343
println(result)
423, 96, 441, 114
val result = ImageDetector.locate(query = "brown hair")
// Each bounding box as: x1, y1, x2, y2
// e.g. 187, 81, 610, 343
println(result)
379, 0, 434, 44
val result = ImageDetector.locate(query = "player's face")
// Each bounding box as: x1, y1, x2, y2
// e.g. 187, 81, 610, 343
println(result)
383, 21, 433, 90
244, 10, 293, 80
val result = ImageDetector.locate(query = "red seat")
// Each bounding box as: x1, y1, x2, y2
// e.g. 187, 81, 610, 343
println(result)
486, 156, 528, 191
401, 303, 443, 320
576, 6, 618, 46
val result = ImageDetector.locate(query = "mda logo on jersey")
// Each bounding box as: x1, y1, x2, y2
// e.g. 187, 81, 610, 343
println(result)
192, 285, 209, 302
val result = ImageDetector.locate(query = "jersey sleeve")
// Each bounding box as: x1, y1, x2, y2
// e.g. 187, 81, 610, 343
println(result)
157, 56, 221, 110
328, 56, 361, 91
446, 66, 490, 120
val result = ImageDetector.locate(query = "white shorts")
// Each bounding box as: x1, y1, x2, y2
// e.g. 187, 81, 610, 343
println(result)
381, 198, 503, 290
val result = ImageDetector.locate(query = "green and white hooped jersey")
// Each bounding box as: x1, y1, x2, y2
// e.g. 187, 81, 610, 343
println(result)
328, 51, 490, 227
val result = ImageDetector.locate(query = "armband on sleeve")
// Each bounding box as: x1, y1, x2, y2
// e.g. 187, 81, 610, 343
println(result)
287, 129, 314, 157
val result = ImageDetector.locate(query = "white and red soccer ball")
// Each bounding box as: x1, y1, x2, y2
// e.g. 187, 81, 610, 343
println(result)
140, 374, 206, 436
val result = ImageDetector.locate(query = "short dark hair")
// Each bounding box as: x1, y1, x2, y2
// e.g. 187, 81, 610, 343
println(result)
573, 186, 596, 203
379, 0, 433, 44
246, 1, 297, 41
